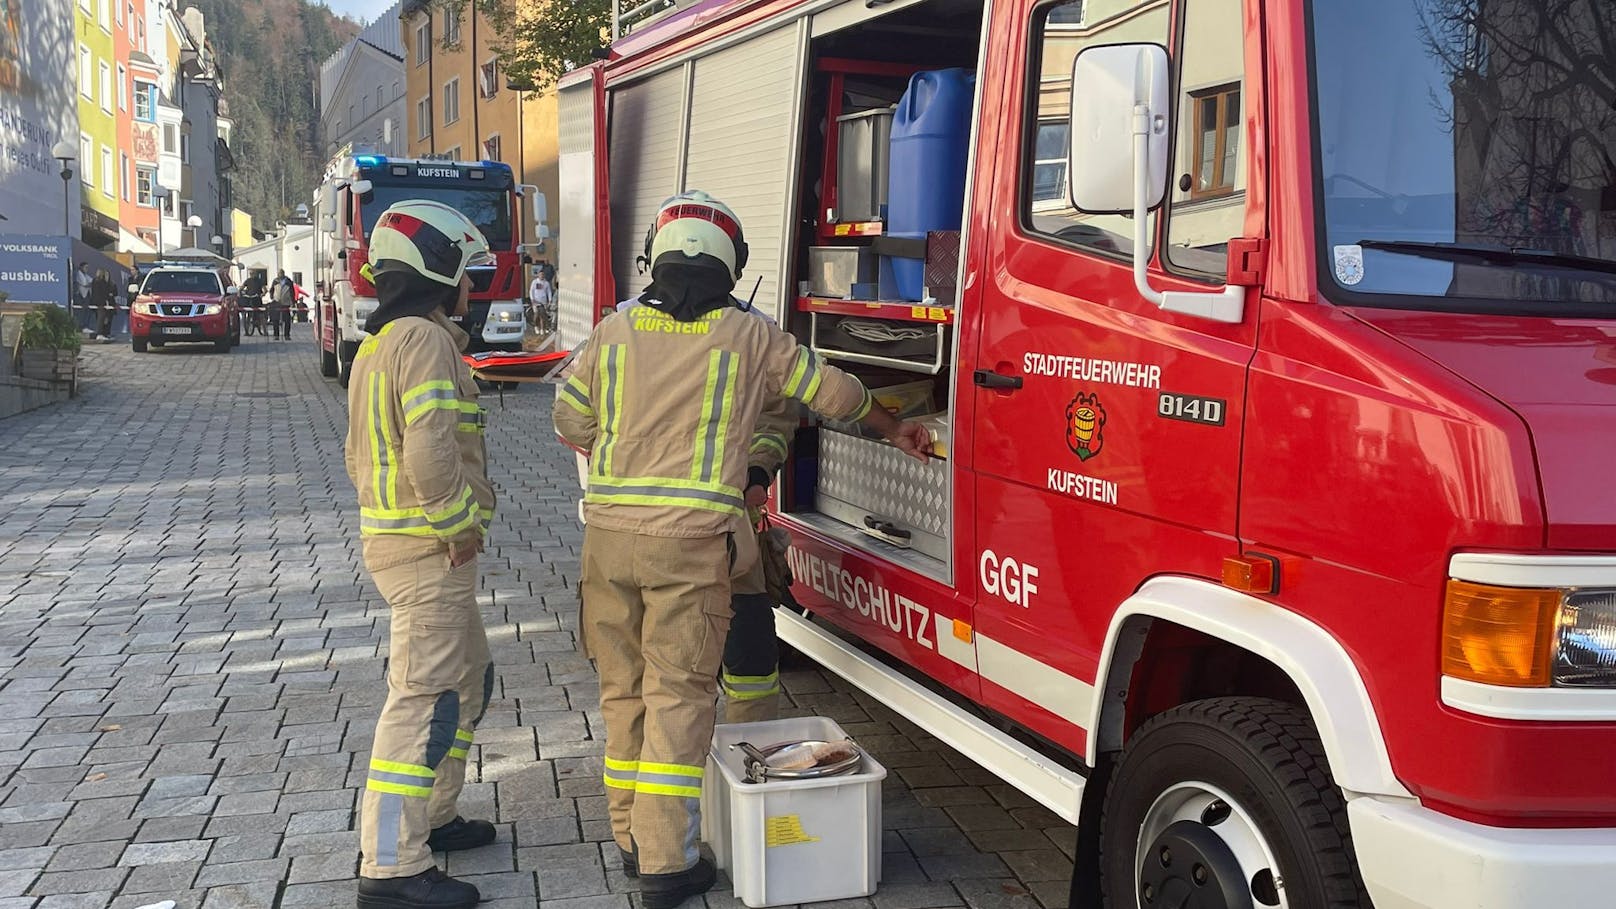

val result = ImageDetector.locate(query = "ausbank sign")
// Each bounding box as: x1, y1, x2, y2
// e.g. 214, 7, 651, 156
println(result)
0, 235, 68, 306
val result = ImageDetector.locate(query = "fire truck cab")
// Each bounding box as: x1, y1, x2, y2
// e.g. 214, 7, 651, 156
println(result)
557, 0, 1616, 905
312, 152, 546, 386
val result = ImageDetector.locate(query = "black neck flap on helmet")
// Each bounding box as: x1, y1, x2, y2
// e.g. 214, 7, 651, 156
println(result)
638, 253, 737, 322
365, 269, 461, 334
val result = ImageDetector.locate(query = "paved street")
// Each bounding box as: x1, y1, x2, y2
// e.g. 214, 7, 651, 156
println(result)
0, 336, 1076, 909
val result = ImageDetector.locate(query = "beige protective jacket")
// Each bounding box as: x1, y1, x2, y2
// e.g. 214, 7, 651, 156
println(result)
554, 304, 872, 538
345, 310, 495, 570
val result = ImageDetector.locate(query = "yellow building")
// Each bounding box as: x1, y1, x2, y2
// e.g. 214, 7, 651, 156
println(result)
400, 1, 559, 246
231, 208, 255, 251
75, 0, 121, 248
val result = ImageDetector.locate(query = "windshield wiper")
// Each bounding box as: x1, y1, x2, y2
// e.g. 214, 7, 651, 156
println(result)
1358, 240, 1616, 277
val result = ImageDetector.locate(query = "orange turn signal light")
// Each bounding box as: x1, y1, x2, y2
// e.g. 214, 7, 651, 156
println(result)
1222, 554, 1278, 594
1441, 580, 1561, 687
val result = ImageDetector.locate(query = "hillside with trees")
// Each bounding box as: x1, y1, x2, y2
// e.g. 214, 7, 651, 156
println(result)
185, 0, 358, 225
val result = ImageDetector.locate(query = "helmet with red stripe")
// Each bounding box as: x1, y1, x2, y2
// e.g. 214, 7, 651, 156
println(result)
641, 191, 749, 283
367, 199, 493, 287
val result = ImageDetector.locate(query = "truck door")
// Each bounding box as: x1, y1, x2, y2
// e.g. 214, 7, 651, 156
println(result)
967, 0, 1259, 757
556, 64, 614, 350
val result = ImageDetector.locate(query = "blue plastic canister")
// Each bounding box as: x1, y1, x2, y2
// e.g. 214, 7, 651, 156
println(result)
885, 68, 975, 301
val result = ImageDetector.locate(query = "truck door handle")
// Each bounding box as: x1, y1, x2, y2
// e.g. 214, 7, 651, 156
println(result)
972, 369, 1023, 390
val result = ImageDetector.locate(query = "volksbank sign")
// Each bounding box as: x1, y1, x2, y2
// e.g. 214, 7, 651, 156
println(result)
0, 0, 78, 238
0, 236, 69, 305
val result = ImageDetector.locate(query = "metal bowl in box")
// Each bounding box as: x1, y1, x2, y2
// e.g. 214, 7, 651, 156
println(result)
732, 739, 864, 783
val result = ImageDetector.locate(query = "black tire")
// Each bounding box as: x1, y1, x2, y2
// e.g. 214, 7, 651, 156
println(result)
319, 337, 339, 377
215, 336, 232, 353
337, 340, 358, 388
132, 337, 147, 353
1100, 697, 1367, 909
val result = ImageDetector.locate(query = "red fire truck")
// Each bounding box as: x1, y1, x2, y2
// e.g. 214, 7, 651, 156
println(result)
556, 0, 1616, 905
312, 152, 548, 386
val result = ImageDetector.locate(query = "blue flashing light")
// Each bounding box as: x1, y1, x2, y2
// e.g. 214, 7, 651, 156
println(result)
354, 155, 385, 168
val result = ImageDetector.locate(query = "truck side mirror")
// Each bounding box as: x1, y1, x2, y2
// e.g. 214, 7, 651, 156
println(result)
225, 285, 239, 295
1068, 43, 1170, 214
529, 190, 551, 241
350, 179, 373, 197
321, 214, 336, 233
1068, 43, 1245, 324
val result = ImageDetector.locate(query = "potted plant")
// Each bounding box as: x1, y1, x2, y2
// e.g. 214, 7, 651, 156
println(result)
15, 304, 81, 396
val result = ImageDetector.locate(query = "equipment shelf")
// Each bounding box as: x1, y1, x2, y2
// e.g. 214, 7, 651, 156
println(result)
796, 296, 955, 325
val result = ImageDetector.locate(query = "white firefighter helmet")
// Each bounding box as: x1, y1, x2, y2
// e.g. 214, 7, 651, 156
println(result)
366, 199, 493, 287
641, 191, 749, 280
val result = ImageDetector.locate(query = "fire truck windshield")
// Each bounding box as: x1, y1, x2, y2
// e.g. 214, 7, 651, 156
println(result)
358, 185, 514, 251
1310, 0, 1616, 312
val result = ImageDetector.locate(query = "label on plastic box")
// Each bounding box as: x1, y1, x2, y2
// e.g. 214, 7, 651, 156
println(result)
763, 814, 821, 847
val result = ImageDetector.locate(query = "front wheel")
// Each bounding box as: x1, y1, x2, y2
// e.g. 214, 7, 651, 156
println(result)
336, 340, 358, 388
1100, 697, 1367, 909
132, 337, 147, 353
214, 335, 232, 353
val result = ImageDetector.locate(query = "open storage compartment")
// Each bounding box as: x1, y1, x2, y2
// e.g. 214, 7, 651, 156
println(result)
775, 0, 984, 580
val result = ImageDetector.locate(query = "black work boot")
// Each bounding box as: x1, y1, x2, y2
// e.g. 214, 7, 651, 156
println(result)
426, 817, 496, 853
356, 867, 479, 909
618, 843, 638, 878
640, 857, 717, 909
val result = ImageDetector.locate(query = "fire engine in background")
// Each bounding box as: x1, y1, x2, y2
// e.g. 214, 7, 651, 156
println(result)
557, 0, 1616, 905
311, 152, 548, 386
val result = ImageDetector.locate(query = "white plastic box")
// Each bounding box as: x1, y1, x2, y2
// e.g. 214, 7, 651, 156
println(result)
703, 716, 886, 908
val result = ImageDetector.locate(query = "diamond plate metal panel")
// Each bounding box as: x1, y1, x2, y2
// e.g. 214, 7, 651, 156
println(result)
816, 428, 949, 560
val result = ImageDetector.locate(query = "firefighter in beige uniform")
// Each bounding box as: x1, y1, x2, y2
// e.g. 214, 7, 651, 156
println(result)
554, 191, 931, 907
615, 294, 793, 723
345, 200, 499, 909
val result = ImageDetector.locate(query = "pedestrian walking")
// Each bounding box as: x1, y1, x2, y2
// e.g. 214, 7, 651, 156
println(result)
91, 268, 115, 341
527, 267, 554, 331
74, 262, 94, 331
553, 191, 930, 908
344, 200, 499, 909
270, 270, 295, 340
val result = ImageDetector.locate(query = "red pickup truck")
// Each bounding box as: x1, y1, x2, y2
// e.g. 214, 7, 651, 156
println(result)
129, 265, 241, 353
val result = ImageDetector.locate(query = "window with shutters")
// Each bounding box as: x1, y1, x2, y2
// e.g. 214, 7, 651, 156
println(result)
482, 134, 500, 162
480, 60, 498, 99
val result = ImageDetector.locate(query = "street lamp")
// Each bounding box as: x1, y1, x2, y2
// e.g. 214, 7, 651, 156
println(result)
186, 214, 202, 249
51, 140, 75, 239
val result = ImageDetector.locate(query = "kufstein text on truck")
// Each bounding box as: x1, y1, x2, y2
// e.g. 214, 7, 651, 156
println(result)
557, 0, 1616, 905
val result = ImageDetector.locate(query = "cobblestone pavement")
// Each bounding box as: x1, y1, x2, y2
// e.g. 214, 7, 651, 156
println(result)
0, 337, 1077, 909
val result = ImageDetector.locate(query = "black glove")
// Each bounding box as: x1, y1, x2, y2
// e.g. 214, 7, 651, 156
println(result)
746, 465, 771, 493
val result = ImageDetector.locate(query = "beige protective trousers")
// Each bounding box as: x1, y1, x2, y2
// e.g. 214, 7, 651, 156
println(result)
580, 526, 733, 876
359, 556, 493, 879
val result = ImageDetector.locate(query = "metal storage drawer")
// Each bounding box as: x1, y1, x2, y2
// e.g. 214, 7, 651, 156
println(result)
815, 428, 948, 562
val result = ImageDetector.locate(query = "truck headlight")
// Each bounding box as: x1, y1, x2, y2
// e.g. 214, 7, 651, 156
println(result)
142, 302, 162, 315
493, 308, 520, 322
1442, 581, 1616, 688
1555, 589, 1616, 687
204, 304, 222, 315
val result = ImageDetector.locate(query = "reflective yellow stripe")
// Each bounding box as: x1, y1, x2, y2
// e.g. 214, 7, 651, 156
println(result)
585, 475, 743, 517
558, 375, 591, 415
691, 350, 736, 484
638, 761, 702, 779
783, 348, 822, 403
367, 779, 434, 798
635, 781, 703, 798
604, 775, 638, 791
850, 385, 874, 420
370, 758, 435, 776
749, 433, 787, 460
604, 756, 639, 771
594, 344, 625, 477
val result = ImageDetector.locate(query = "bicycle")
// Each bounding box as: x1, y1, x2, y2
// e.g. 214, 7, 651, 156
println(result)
240, 299, 266, 337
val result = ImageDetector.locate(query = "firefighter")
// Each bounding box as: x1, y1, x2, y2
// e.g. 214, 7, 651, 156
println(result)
554, 191, 931, 907
721, 399, 793, 724
345, 200, 499, 909
613, 295, 792, 723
